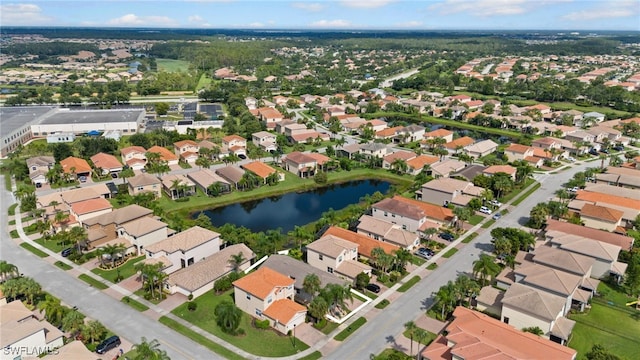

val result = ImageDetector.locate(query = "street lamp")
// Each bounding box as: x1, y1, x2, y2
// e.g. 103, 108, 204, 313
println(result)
293, 323, 296, 348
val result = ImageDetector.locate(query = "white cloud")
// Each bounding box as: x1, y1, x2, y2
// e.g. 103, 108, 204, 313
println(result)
0, 3, 53, 25
429, 0, 572, 17
248, 22, 265, 28
562, 0, 639, 21
188, 15, 212, 27
310, 19, 352, 27
340, 0, 396, 9
292, 2, 325, 11
107, 14, 179, 27
396, 20, 424, 28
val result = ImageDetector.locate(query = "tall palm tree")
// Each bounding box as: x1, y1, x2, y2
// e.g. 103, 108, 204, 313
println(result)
394, 249, 412, 272
303, 273, 321, 299
229, 252, 246, 273
307, 296, 328, 322
215, 301, 242, 334
81, 320, 107, 344
455, 275, 479, 308
434, 281, 456, 320
320, 283, 353, 315
404, 321, 418, 356
40, 294, 66, 326
390, 158, 408, 174
132, 337, 170, 360
61, 310, 85, 337
0, 260, 19, 282
68, 226, 87, 254
415, 328, 430, 360
472, 254, 500, 286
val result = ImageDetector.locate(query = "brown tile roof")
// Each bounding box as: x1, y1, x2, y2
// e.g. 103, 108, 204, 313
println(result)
532, 245, 594, 276
305, 152, 331, 165
444, 136, 474, 149
424, 128, 453, 138
82, 204, 152, 227
241, 161, 276, 179
90, 152, 122, 170
127, 173, 160, 187
406, 155, 439, 170
323, 226, 399, 257
263, 299, 306, 324
121, 146, 146, 156
421, 307, 576, 360
375, 126, 402, 138
233, 267, 295, 299
383, 150, 416, 164
215, 166, 245, 184
120, 216, 167, 237
146, 226, 219, 254
173, 140, 198, 148
505, 143, 531, 154
483, 165, 516, 175
381, 195, 454, 222
147, 146, 178, 162
545, 219, 633, 250
60, 156, 92, 174
580, 203, 624, 223
222, 134, 246, 143
576, 190, 640, 211
306, 235, 358, 258
284, 151, 316, 165
70, 198, 112, 216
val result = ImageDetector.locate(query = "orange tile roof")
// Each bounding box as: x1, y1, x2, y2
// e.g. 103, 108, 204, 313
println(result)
391, 195, 454, 222
222, 134, 246, 143
323, 226, 399, 257
425, 128, 453, 138
407, 155, 440, 170
422, 307, 576, 360
242, 161, 276, 179
580, 203, 625, 223
70, 198, 112, 215
262, 299, 306, 324
174, 140, 198, 148
233, 267, 294, 300
90, 152, 122, 170
531, 147, 552, 159
121, 146, 146, 156
483, 165, 516, 175
505, 143, 532, 154
375, 126, 402, 138
305, 152, 331, 165
444, 136, 474, 149
60, 156, 92, 174
147, 146, 178, 162
576, 190, 640, 211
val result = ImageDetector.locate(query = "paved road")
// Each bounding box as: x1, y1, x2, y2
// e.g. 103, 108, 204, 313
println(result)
326, 161, 597, 359
0, 179, 223, 360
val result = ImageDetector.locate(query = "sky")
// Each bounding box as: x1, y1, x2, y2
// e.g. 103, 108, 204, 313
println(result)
1, 0, 639, 31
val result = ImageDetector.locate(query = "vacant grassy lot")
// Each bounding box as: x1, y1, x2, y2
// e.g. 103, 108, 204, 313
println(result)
172, 290, 308, 357
156, 58, 191, 72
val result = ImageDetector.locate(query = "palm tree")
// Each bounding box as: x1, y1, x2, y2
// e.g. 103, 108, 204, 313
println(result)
68, 226, 87, 254
453, 206, 472, 229
170, 179, 182, 199
415, 328, 430, 360
132, 337, 170, 360
307, 296, 328, 322
102, 243, 127, 268
303, 273, 322, 299
336, 136, 346, 149
0, 260, 19, 282
54, 210, 70, 233
320, 283, 353, 315
491, 174, 514, 199
455, 275, 479, 308
207, 182, 223, 197
229, 252, 246, 273
120, 167, 135, 186
215, 300, 243, 334
472, 254, 501, 286
81, 320, 107, 344
61, 310, 85, 336
404, 321, 418, 356
390, 158, 408, 174
434, 281, 456, 320
40, 294, 66, 326
522, 326, 544, 336
394, 249, 412, 272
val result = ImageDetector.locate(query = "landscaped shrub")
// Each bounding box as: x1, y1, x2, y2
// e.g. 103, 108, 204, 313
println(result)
187, 302, 197, 312
175, 197, 190, 203
213, 272, 241, 293
254, 319, 270, 329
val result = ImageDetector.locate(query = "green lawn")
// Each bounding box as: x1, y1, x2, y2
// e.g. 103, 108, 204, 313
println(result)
34, 238, 66, 253
172, 290, 309, 357
92, 256, 145, 283
196, 74, 213, 90
442, 248, 458, 258
121, 296, 150, 312
10, 230, 19, 238
159, 316, 245, 360
373, 349, 413, 360
397, 276, 421, 292
20, 242, 49, 257
78, 274, 109, 290
334, 317, 367, 341
468, 215, 484, 226
298, 351, 323, 360
8, 203, 17, 216
54, 261, 72, 270
461, 232, 478, 244
375, 299, 390, 309
426, 263, 438, 270
482, 219, 496, 228
319, 320, 340, 335
402, 328, 437, 347
498, 178, 536, 204
156, 58, 191, 72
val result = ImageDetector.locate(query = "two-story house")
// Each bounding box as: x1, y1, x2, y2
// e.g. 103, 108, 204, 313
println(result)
233, 267, 306, 334
282, 151, 318, 178
117, 216, 170, 255
26, 156, 55, 186
127, 173, 162, 198
120, 145, 147, 170
83, 204, 155, 249
145, 226, 221, 274
90, 152, 123, 176
147, 146, 179, 166
356, 215, 420, 250
306, 233, 371, 281
222, 135, 247, 156
60, 156, 92, 181
173, 140, 200, 164
417, 177, 484, 207
251, 131, 278, 152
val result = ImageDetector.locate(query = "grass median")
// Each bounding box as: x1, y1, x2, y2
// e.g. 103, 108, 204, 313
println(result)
442, 248, 458, 258
20, 243, 49, 258
334, 317, 367, 341
78, 274, 109, 290
397, 276, 421, 292
121, 296, 150, 312
512, 182, 541, 206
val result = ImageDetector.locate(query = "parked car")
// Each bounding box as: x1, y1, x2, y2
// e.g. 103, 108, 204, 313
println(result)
78, 176, 87, 183
589, 148, 598, 156
111, 173, 118, 178
489, 199, 502, 207
479, 206, 492, 215
568, 186, 579, 193
416, 247, 433, 259
600, 148, 609, 154
365, 283, 381, 293
96, 336, 121, 354
439, 232, 455, 241
492, 212, 502, 220
567, 156, 576, 162
61, 248, 73, 257
613, 145, 624, 151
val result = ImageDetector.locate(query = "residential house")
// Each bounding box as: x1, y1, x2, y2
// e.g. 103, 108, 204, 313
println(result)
160, 174, 196, 200
90, 152, 122, 176
504, 143, 533, 162
26, 155, 54, 186
252, 131, 278, 152
464, 139, 498, 159
145, 226, 222, 274
127, 173, 162, 198
356, 215, 420, 250
443, 136, 475, 154
147, 146, 179, 166
282, 152, 318, 178
417, 177, 484, 207
60, 156, 92, 180
430, 159, 467, 178
483, 164, 517, 181
565, 131, 596, 147
451, 164, 486, 182
215, 166, 245, 189
187, 168, 231, 195
120, 146, 147, 170
290, 130, 330, 144
1, 300, 65, 360
359, 142, 389, 158
83, 204, 155, 249
306, 234, 372, 281
406, 155, 440, 176
582, 111, 606, 124
69, 198, 112, 224
222, 135, 247, 156
117, 216, 170, 255
173, 140, 200, 164
232, 267, 306, 334
262, 255, 349, 304
532, 245, 595, 280
382, 150, 416, 170
337, 143, 362, 159
322, 226, 400, 260
371, 195, 454, 234
423, 128, 454, 143
43, 340, 101, 360
578, 203, 624, 232
167, 244, 254, 298
241, 161, 282, 184
421, 307, 576, 360
397, 124, 425, 143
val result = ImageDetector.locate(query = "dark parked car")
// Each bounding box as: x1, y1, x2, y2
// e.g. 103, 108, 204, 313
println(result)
589, 148, 598, 156
599, 148, 609, 154
61, 248, 73, 257
96, 335, 121, 354
439, 232, 455, 241
613, 145, 624, 151
365, 283, 381, 293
